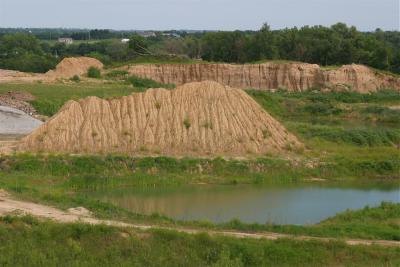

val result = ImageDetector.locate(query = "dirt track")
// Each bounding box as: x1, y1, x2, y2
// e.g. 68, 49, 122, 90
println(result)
0, 190, 398, 247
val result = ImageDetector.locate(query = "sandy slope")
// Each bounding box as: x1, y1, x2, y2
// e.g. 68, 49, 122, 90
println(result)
18, 81, 302, 156
122, 63, 400, 93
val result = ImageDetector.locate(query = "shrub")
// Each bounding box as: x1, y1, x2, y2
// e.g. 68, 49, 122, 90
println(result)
70, 75, 80, 83
105, 70, 129, 79
127, 75, 174, 89
87, 67, 101, 78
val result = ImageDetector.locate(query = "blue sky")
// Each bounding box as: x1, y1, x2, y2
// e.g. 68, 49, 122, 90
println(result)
0, 0, 399, 31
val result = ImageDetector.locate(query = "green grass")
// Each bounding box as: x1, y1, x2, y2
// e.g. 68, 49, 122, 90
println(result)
220, 202, 400, 241
248, 89, 400, 147
1, 216, 398, 267
127, 75, 175, 89
292, 123, 400, 146
0, 83, 142, 116
0, 153, 398, 241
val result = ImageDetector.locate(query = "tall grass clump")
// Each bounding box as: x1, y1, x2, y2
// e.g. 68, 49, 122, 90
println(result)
87, 67, 101, 78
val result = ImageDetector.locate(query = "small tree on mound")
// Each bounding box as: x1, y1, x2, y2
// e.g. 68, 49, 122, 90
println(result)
87, 67, 101, 78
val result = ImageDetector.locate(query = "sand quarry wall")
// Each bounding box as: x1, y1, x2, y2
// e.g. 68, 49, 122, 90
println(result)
18, 81, 301, 157
123, 63, 400, 93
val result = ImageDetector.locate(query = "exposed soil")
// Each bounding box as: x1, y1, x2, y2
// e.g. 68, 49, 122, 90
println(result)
45, 57, 104, 80
0, 190, 398, 247
0, 91, 37, 115
121, 63, 400, 93
18, 81, 302, 156
0, 57, 104, 83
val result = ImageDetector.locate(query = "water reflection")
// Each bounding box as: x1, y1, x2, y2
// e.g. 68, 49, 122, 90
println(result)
89, 183, 400, 225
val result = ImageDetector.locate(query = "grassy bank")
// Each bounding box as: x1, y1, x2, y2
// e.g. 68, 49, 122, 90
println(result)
0, 216, 399, 267
0, 154, 399, 241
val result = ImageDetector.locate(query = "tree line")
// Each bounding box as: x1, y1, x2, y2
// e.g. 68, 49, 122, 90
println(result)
0, 23, 399, 74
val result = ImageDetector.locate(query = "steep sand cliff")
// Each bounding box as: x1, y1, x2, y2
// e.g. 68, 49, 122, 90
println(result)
18, 81, 301, 156
122, 63, 400, 93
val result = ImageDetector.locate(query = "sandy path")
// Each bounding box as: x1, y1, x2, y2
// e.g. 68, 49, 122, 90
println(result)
0, 190, 399, 247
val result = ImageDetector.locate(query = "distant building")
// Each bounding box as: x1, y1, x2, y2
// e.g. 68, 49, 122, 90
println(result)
58, 38, 73, 45
121, 38, 130, 43
162, 33, 181, 38
138, 31, 156, 38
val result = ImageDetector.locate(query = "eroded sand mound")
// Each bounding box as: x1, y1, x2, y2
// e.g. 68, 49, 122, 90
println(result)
46, 57, 103, 79
18, 81, 301, 156
0, 69, 42, 83
122, 63, 400, 93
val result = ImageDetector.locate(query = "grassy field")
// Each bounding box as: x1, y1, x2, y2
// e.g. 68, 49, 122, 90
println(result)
0, 82, 399, 265
1, 216, 398, 267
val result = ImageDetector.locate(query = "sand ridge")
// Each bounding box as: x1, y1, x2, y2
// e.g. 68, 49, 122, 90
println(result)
122, 63, 400, 93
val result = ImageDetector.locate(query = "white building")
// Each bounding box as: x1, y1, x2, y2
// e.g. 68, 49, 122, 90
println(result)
58, 38, 73, 45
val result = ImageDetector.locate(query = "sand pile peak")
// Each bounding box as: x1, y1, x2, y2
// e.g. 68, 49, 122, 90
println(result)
18, 81, 302, 156
46, 57, 103, 79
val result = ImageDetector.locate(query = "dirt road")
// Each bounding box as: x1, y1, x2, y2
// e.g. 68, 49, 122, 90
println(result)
0, 190, 399, 247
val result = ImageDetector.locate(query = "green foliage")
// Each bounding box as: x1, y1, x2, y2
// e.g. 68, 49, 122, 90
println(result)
0, 33, 59, 73
0, 83, 144, 116
0, 216, 398, 267
127, 75, 174, 89
128, 34, 149, 55
104, 70, 129, 79
70, 75, 80, 82
294, 124, 400, 146
87, 66, 101, 78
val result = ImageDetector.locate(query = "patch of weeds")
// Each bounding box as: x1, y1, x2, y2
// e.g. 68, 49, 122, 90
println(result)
183, 117, 191, 129
70, 75, 80, 83
201, 121, 213, 129
87, 67, 101, 79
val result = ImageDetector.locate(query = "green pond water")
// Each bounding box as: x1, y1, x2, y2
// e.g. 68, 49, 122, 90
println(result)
88, 182, 400, 225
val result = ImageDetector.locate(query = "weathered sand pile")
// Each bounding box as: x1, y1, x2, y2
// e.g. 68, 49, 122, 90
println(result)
122, 63, 400, 93
0, 106, 42, 135
0, 69, 42, 83
18, 81, 301, 156
0, 57, 103, 83
45, 57, 103, 79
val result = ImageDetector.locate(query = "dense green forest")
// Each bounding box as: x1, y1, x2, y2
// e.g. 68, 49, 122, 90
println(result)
0, 23, 399, 73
